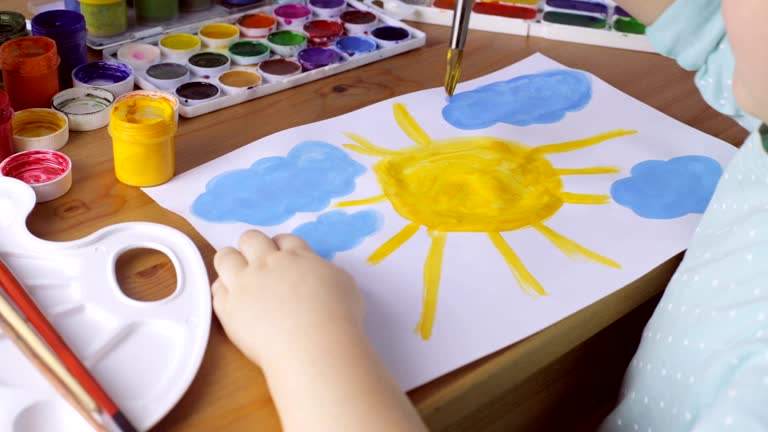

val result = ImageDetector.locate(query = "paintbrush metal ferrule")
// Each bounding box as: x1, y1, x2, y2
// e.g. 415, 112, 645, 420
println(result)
446, 0, 474, 95
445, 48, 463, 97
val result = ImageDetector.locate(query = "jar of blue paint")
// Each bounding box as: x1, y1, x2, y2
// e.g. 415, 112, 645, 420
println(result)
31, 10, 88, 89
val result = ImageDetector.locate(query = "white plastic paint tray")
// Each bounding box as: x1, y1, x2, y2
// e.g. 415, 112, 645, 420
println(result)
101, 0, 428, 118
379, 0, 654, 52
0, 176, 212, 432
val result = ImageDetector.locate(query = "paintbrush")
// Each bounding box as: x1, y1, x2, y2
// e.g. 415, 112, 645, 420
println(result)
445, 0, 475, 96
0, 258, 138, 432
0, 289, 106, 431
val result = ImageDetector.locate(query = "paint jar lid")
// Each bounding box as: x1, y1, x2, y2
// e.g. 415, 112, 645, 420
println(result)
31, 10, 87, 37
0, 36, 61, 75
0, 150, 73, 203
0, 11, 28, 43
0, 91, 12, 125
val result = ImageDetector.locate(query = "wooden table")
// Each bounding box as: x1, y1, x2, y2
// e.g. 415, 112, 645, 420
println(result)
8, 2, 748, 430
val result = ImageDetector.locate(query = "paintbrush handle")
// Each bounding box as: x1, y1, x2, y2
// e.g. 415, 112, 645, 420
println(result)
450, 0, 475, 50
0, 260, 124, 416
0, 292, 107, 432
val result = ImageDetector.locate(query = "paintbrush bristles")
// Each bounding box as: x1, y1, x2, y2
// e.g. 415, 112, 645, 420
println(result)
445, 48, 463, 97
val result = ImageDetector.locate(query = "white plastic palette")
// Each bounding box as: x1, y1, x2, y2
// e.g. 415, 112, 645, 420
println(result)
0, 177, 211, 432
381, 0, 653, 52
101, 0, 427, 118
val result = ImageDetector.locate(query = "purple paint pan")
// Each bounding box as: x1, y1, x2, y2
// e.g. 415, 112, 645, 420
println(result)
297, 47, 342, 71
545, 0, 608, 16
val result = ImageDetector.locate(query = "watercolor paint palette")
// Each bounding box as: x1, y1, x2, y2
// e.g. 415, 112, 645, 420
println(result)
383, 0, 653, 52
101, 0, 426, 118
0, 176, 212, 431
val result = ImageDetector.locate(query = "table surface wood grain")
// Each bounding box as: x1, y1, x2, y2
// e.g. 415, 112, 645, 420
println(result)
6, 2, 748, 430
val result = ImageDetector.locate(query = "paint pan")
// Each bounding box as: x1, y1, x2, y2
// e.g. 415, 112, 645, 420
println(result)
227, 40, 271, 65
468, 1, 538, 19
159, 34, 202, 62
297, 47, 342, 71
266, 30, 308, 57
258, 58, 302, 82
335, 36, 377, 56
187, 52, 231, 77
52, 87, 115, 131
308, 0, 346, 19
117, 44, 162, 71
339, 10, 377, 35
198, 23, 240, 49
370, 26, 410, 47
237, 13, 277, 38
304, 20, 344, 46
0, 149, 73, 203
542, 0, 608, 29
175, 82, 221, 106
72, 61, 135, 97
12, 109, 70, 152
146, 63, 191, 90
612, 8, 645, 35
217, 70, 262, 94
273, 4, 312, 30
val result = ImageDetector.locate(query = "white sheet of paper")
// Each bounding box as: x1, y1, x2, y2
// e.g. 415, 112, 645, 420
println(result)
144, 53, 737, 390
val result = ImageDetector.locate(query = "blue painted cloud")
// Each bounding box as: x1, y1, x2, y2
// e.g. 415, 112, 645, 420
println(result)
610, 155, 722, 219
192, 141, 366, 226
442, 69, 593, 130
292, 210, 382, 260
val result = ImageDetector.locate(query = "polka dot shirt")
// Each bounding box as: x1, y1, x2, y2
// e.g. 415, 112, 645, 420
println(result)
602, 1, 768, 431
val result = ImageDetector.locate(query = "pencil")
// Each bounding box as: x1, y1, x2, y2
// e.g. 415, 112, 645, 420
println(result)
0, 290, 106, 431
0, 258, 138, 432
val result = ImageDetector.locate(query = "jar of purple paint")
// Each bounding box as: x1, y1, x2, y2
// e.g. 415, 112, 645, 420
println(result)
31, 10, 88, 89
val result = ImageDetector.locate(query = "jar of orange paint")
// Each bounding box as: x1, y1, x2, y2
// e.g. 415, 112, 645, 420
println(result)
0, 36, 61, 111
0, 90, 14, 163
108, 94, 178, 186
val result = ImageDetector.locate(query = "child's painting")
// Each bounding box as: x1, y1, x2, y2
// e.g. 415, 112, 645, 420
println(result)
144, 54, 735, 390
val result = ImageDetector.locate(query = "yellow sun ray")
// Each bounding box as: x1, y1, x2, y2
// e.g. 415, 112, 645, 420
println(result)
532, 223, 621, 268
488, 233, 548, 297
368, 222, 421, 265
416, 230, 447, 340
343, 132, 401, 157
532, 129, 637, 156
561, 192, 611, 205
337, 194, 388, 208
555, 166, 620, 176
393, 103, 432, 147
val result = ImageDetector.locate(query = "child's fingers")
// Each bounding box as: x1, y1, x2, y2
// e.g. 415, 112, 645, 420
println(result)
273, 234, 313, 253
211, 278, 228, 297
214, 247, 248, 284
239, 230, 278, 263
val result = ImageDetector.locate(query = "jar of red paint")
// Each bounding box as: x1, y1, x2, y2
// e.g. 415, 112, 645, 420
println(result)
0, 36, 61, 111
0, 90, 13, 163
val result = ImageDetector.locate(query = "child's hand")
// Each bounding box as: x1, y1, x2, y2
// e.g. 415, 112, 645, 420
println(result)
212, 230, 363, 366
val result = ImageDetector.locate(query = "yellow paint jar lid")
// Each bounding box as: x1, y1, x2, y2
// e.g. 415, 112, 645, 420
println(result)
12, 108, 70, 152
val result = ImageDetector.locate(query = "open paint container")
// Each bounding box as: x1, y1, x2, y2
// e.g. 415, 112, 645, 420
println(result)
0, 149, 73, 202
100, 0, 426, 117
72, 60, 135, 97
52, 87, 115, 131
12, 108, 70, 152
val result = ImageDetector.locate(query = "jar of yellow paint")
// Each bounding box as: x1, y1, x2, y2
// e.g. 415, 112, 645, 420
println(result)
108, 94, 177, 186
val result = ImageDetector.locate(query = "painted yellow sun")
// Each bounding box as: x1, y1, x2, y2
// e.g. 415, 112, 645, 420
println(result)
339, 103, 637, 340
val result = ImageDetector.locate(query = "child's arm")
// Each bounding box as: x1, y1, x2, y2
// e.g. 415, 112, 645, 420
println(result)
612, 0, 674, 24
212, 230, 428, 432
